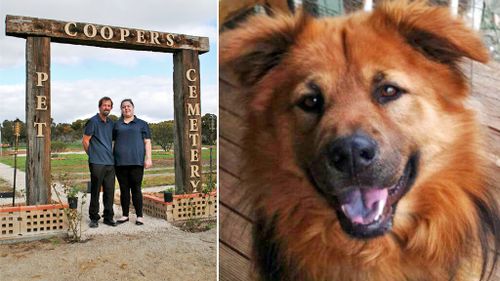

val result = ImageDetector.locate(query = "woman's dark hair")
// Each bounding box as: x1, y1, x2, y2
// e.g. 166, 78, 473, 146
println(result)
120, 99, 134, 108
120, 99, 135, 118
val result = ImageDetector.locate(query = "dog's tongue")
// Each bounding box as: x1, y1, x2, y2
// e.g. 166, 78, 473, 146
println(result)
340, 188, 388, 225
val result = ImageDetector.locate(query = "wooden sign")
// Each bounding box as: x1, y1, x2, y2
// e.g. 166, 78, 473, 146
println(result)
6, 15, 209, 53
5, 15, 208, 203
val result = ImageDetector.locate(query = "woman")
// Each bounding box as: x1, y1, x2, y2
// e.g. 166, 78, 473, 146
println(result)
113, 99, 152, 225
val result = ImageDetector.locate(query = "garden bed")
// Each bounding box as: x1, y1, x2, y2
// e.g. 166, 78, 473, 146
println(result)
143, 191, 217, 222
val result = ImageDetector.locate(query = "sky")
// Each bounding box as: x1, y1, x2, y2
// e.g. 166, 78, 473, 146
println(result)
0, 0, 217, 124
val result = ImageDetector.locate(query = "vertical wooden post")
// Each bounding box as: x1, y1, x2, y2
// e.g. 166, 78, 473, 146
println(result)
173, 50, 202, 194
26, 36, 51, 205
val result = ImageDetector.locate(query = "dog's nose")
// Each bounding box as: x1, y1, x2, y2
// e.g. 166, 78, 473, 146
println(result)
328, 134, 378, 176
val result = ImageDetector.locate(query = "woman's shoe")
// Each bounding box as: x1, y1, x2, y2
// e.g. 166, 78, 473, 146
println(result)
135, 217, 144, 225
116, 217, 129, 224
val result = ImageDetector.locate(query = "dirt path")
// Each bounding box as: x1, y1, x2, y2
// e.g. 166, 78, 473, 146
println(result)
0, 227, 216, 281
0, 162, 216, 281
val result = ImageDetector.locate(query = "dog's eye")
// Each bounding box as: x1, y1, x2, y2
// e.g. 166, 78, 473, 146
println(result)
298, 94, 324, 113
382, 86, 399, 97
376, 85, 404, 104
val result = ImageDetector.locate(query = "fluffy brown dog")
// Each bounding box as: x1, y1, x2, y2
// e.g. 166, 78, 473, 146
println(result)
221, 1, 500, 281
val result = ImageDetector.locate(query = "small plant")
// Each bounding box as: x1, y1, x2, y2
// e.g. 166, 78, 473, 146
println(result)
202, 171, 216, 194
67, 186, 79, 198
52, 173, 87, 243
164, 187, 175, 193
163, 187, 175, 202
202, 182, 215, 194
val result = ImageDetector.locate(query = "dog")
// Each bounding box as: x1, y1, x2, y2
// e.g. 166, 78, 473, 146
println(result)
221, 1, 500, 280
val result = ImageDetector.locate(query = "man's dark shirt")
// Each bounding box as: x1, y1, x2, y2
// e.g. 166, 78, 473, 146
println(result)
84, 114, 114, 165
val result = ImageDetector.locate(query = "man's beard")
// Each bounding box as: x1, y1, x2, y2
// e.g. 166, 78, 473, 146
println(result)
102, 110, 110, 116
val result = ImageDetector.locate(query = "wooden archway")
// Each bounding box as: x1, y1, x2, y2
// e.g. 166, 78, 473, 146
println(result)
5, 15, 208, 204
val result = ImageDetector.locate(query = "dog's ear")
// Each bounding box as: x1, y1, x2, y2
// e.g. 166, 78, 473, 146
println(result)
220, 13, 307, 87
371, 1, 489, 65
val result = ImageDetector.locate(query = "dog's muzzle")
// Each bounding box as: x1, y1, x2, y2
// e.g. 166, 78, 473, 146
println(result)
309, 132, 419, 238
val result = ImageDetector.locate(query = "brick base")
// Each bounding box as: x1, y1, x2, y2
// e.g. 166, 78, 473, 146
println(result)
0, 203, 68, 241
143, 191, 217, 222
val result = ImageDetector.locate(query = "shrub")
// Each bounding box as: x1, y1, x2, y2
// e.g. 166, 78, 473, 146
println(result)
51, 141, 68, 153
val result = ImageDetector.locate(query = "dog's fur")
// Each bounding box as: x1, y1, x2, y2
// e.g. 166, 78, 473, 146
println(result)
221, 1, 500, 280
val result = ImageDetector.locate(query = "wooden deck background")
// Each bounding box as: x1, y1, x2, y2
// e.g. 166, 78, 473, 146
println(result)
219, 60, 500, 280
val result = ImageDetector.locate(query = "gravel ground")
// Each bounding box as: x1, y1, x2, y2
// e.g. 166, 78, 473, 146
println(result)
0, 227, 216, 281
0, 182, 216, 281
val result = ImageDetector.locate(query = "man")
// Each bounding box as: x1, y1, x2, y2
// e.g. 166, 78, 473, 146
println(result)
82, 97, 117, 227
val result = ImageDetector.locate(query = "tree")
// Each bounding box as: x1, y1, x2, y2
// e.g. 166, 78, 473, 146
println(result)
108, 114, 119, 122
2, 119, 26, 146
51, 141, 68, 152
150, 120, 174, 152
201, 113, 217, 145
52, 123, 75, 142
70, 114, 117, 140
70, 118, 88, 140
1, 120, 14, 146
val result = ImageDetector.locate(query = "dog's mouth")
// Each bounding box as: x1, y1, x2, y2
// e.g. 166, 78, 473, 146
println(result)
312, 153, 419, 239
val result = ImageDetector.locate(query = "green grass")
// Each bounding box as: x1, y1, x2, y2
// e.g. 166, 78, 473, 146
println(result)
0, 146, 217, 189
0, 147, 216, 170
0, 155, 26, 171
152, 150, 175, 159
152, 147, 216, 159
65, 141, 84, 150
143, 175, 176, 187
143, 167, 174, 175
142, 165, 213, 175
142, 170, 215, 187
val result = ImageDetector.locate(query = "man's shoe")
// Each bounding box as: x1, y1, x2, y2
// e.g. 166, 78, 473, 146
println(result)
103, 219, 117, 227
89, 220, 98, 228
